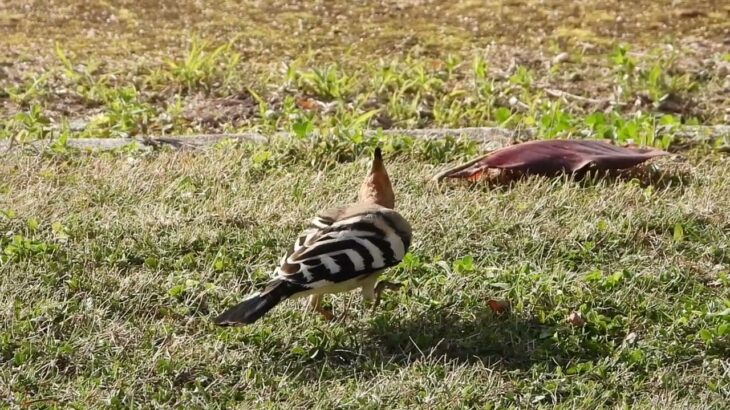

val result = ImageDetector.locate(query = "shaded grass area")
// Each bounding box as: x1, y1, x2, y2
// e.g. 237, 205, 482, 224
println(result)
1, 143, 728, 407
1, 1, 730, 148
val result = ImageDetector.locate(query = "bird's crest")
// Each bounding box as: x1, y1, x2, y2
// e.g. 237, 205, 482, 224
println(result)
358, 147, 395, 209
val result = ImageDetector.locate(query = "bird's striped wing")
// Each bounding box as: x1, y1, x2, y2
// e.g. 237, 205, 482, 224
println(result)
274, 210, 409, 289
308, 206, 347, 229
268, 207, 346, 279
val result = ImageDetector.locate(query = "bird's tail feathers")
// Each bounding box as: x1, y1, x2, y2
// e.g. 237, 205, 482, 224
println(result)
214, 279, 301, 326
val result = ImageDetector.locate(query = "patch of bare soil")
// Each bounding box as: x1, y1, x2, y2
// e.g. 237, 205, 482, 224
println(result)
181, 93, 258, 130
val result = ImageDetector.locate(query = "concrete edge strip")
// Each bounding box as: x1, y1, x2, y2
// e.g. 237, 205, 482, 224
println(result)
1, 125, 728, 153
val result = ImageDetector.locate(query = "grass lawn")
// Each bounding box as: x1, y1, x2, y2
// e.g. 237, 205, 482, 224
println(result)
2, 143, 729, 407
2, 1, 730, 143
1, 0, 730, 408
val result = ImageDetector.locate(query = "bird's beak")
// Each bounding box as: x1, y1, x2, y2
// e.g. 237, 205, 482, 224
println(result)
371, 147, 385, 174
358, 147, 395, 209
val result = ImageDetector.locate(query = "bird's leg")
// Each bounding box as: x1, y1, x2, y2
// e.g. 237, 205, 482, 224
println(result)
360, 274, 380, 312
336, 295, 354, 322
308, 294, 334, 321
371, 280, 404, 313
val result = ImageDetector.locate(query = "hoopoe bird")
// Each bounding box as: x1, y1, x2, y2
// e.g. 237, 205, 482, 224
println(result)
214, 147, 412, 326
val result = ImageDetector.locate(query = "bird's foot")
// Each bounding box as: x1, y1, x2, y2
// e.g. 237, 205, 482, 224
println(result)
316, 306, 335, 321
375, 280, 404, 293
308, 295, 335, 321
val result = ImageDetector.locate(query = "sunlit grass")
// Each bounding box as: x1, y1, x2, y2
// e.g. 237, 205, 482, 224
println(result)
2, 41, 727, 151
1, 1, 729, 407
1, 144, 728, 407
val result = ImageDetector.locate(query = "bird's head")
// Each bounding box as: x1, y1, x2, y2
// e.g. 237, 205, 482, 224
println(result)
358, 147, 395, 209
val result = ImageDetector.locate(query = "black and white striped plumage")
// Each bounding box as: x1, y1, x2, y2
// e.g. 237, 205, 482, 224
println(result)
214, 204, 411, 326
214, 148, 411, 326
277, 204, 410, 288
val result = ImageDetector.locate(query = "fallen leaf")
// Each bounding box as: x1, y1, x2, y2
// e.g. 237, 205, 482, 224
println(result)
487, 299, 511, 316
438, 139, 667, 181
552, 52, 570, 65
567, 311, 586, 327
427, 59, 443, 70
295, 97, 323, 111
623, 332, 638, 345
675, 9, 706, 18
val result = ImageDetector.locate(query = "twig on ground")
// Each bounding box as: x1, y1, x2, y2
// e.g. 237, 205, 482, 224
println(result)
542, 88, 607, 105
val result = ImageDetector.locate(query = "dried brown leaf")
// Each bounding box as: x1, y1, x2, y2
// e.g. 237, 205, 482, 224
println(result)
295, 97, 322, 111
487, 299, 511, 316
567, 311, 586, 327
442, 139, 668, 181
